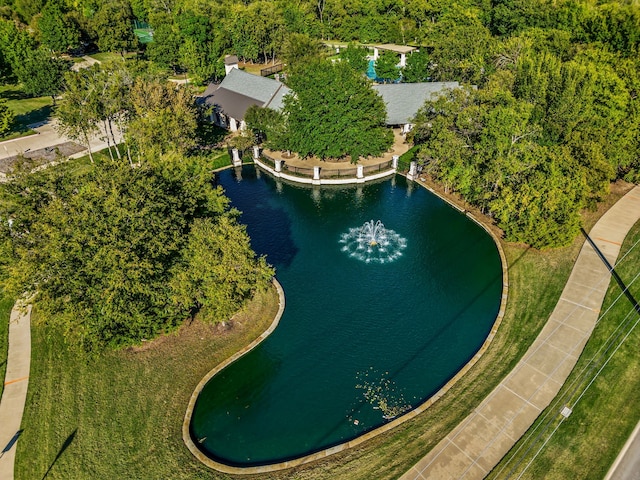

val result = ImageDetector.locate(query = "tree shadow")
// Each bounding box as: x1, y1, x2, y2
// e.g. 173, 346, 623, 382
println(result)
15, 105, 53, 130
41, 428, 77, 480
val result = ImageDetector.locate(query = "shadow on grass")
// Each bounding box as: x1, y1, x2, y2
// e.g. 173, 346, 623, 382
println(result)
41, 428, 77, 480
16, 105, 53, 129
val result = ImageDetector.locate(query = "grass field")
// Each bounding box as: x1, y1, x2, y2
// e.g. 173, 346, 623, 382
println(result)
12, 174, 634, 479
488, 218, 640, 480
0, 84, 53, 139
0, 296, 15, 399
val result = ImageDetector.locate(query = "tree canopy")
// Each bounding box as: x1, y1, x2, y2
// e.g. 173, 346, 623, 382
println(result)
281, 59, 393, 162
2, 154, 273, 351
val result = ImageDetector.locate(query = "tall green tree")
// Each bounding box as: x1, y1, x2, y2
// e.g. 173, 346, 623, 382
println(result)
92, 0, 137, 55
38, 0, 80, 53
283, 59, 393, 161
2, 153, 271, 351
338, 42, 368, 73
374, 50, 399, 83
15, 48, 70, 103
402, 49, 430, 83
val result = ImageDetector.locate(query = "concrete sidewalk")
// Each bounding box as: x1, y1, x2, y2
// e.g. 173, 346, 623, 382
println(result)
400, 185, 640, 480
0, 303, 32, 480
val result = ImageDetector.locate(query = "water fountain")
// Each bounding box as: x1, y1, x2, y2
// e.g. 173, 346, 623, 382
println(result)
339, 220, 407, 264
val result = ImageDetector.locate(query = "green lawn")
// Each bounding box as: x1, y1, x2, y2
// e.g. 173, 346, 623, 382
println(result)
0, 84, 54, 138
488, 218, 640, 480
12, 172, 634, 479
0, 296, 14, 399
86, 52, 137, 63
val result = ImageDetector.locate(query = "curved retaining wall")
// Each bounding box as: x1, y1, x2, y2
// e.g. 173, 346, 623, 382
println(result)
253, 156, 396, 185
183, 172, 509, 474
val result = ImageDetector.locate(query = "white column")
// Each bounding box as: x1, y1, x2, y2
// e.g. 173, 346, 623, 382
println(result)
357, 165, 364, 179
373, 47, 379, 60
232, 148, 241, 166
392, 155, 399, 170
239, 120, 247, 131
400, 53, 406, 67
275, 159, 282, 172
407, 160, 417, 180
313, 166, 321, 180
229, 117, 238, 132
253, 145, 260, 160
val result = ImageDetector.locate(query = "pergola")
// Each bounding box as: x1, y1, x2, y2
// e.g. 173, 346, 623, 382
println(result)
372, 44, 417, 67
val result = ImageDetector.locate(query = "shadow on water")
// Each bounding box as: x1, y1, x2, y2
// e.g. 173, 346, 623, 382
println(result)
214, 167, 298, 268
41, 428, 77, 480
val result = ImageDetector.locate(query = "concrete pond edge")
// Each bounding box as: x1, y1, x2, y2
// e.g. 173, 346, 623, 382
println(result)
182, 170, 510, 475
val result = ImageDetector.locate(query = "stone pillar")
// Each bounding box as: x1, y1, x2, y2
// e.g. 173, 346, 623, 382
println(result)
400, 53, 406, 67
392, 155, 399, 170
240, 120, 247, 131
313, 166, 321, 180
373, 47, 379, 60
253, 145, 260, 160
229, 117, 238, 132
407, 160, 417, 181
275, 159, 282, 172
357, 165, 364, 179
232, 148, 241, 166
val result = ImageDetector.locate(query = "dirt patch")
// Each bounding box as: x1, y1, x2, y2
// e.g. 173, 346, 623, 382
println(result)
0, 141, 86, 173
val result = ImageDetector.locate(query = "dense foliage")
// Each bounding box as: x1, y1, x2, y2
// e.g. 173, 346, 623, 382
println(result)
281, 59, 393, 161
0, 155, 274, 350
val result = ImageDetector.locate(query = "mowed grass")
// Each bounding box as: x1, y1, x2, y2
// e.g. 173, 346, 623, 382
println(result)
13, 178, 633, 479
0, 84, 53, 139
0, 295, 15, 399
488, 218, 640, 480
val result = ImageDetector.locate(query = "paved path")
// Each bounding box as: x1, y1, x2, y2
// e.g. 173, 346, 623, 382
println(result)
605, 419, 640, 480
400, 185, 640, 480
0, 302, 31, 480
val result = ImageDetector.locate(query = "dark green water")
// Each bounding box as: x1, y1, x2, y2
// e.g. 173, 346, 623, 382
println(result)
190, 166, 502, 466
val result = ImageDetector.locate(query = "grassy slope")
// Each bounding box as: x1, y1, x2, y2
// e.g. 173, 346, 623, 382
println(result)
13, 181, 633, 480
488, 219, 640, 480
0, 296, 14, 399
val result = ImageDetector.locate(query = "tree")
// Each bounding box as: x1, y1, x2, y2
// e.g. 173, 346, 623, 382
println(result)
170, 215, 273, 324
402, 50, 430, 83
92, 0, 137, 55
281, 32, 323, 68
126, 78, 198, 156
0, 99, 15, 136
283, 59, 393, 162
245, 105, 287, 147
55, 68, 101, 162
38, 0, 80, 53
339, 42, 368, 73
374, 50, 399, 83
3, 153, 270, 351
16, 48, 70, 103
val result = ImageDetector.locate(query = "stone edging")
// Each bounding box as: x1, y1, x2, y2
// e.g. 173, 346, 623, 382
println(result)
183, 172, 509, 474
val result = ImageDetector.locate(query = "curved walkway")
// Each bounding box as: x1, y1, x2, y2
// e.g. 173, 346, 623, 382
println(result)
0, 302, 31, 480
400, 185, 640, 480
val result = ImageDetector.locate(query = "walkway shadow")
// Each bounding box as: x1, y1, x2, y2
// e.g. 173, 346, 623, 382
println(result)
0, 429, 23, 458
41, 428, 77, 480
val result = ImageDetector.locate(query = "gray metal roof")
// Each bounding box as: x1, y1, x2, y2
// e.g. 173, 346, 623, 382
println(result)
199, 69, 291, 120
373, 82, 460, 125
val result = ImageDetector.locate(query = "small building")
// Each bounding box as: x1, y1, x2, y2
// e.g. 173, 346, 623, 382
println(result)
373, 82, 460, 133
372, 44, 418, 67
224, 55, 239, 75
199, 68, 291, 132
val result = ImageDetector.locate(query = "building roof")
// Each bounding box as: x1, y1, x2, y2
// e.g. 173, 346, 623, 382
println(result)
199, 69, 291, 120
373, 44, 417, 54
224, 55, 239, 65
373, 82, 460, 125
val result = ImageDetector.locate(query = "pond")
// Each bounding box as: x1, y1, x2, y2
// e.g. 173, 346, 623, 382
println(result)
189, 166, 502, 468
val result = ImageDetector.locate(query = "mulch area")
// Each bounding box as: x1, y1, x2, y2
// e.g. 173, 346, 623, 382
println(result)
0, 141, 86, 174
